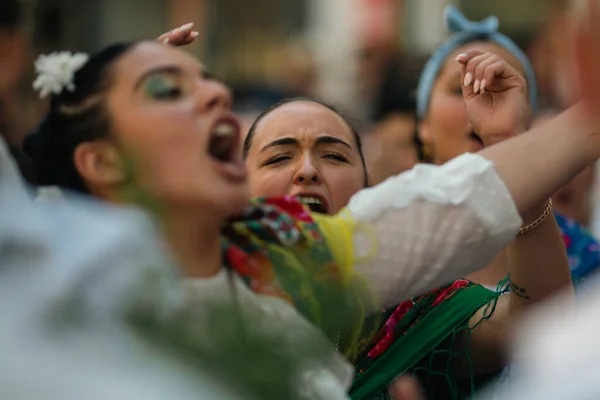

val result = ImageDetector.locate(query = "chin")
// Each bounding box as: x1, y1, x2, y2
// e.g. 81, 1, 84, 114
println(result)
217, 186, 251, 218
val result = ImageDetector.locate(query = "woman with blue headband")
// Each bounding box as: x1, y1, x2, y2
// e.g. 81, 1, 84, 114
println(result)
350, 7, 579, 400
415, 6, 600, 282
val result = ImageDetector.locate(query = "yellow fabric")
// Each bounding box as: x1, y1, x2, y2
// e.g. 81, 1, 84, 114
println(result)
311, 209, 358, 285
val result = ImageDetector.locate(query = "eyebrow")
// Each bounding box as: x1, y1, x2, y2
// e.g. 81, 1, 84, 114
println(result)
134, 65, 217, 90
259, 135, 352, 153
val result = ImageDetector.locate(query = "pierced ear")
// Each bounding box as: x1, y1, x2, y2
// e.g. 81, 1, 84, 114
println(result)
73, 141, 125, 188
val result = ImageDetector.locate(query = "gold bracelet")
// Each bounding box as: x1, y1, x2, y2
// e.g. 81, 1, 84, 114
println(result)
518, 198, 553, 236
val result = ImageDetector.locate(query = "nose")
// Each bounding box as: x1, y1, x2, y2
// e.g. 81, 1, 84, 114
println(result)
293, 154, 321, 185
197, 79, 233, 112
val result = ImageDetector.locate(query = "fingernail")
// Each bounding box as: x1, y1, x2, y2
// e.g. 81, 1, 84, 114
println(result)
464, 72, 473, 87
473, 79, 480, 93
181, 22, 194, 30
190, 31, 199, 38
480, 79, 486, 93
455, 53, 467, 61
163, 38, 170, 44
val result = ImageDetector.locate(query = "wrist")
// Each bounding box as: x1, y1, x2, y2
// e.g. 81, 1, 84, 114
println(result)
518, 199, 553, 236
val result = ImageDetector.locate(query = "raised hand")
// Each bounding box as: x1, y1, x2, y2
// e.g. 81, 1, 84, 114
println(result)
456, 49, 530, 146
157, 23, 199, 47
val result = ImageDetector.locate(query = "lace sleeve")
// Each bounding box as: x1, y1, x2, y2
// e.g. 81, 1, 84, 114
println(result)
344, 153, 522, 307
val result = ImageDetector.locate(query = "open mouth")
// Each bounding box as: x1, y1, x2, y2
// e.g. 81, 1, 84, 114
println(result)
296, 194, 329, 214
208, 116, 241, 164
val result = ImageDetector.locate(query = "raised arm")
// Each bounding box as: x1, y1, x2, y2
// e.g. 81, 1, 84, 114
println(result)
317, 52, 598, 308
445, 51, 574, 377
315, 152, 522, 306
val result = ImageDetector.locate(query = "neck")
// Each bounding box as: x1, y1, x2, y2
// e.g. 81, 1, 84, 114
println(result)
103, 188, 224, 277
161, 207, 223, 278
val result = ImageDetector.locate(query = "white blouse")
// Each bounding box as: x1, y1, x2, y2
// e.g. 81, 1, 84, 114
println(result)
183, 152, 523, 399
348, 152, 521, 307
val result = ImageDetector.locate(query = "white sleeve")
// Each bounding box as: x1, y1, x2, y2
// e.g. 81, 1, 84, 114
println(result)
346, 153, 522, 307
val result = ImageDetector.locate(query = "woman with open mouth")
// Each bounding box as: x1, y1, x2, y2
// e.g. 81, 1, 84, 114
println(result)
241, 9, 573, 399
23, 33, 600, 399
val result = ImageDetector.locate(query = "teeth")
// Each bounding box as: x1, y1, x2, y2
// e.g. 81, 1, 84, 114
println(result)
213, 122, 235, 137
299, 197, 323, 205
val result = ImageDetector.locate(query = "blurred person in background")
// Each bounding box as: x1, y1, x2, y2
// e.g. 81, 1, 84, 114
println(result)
415, 6, 600, 283
233, 39, 319, 126
527, 2, 579, 109
0, 134, 245, 400
0, 0, 35, 183
534, 109, 596, 230
362, 58, 421, 186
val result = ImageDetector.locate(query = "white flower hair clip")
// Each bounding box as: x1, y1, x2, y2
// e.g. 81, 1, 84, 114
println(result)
33, 51, 89, 99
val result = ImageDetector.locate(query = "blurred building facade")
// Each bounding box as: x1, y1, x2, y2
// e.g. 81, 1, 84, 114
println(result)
20, 0, 567, 121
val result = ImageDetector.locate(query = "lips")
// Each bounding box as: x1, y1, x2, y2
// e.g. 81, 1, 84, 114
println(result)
295, 193, 329, 214
206, 114, 247, 182
208, 115, 241, 164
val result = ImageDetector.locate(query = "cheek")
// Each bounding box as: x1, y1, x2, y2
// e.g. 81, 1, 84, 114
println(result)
428, 95, 467, 139
324, 166, 365, 212
248, 167, 294, 198
114, 105, 209, 197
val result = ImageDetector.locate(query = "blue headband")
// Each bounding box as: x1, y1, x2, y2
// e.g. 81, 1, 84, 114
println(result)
416, 6, 538, 119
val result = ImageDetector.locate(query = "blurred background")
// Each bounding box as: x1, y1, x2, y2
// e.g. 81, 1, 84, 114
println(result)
4, 0, 594, 232
0, 0, 570, 138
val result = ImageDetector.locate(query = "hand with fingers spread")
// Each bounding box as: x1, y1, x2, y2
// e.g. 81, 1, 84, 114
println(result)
157, 22, 199, 47
456, 49, 529, 146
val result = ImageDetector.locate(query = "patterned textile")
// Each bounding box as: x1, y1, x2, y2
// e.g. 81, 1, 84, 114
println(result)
221, 196, 377, 356
350, 281, 502, 400
556, 212, 600, 278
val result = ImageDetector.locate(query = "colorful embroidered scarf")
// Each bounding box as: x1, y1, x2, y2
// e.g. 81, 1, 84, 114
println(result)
350, 282, 503, 400
221, 196, 379, 356
220, 196, 504, 400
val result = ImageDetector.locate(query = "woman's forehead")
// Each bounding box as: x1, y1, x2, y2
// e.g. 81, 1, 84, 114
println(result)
111, 42, 206, 83
255, 101, 353, 140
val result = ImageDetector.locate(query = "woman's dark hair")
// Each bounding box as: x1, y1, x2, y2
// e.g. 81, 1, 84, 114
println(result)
23, 42, 138, 193
0, 0, 21, 31
244, 97, 369, 187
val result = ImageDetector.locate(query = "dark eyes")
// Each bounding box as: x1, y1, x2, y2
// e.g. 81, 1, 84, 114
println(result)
324, 153, 348, 162
264, 155, 292, 166
264, 153, 348, 166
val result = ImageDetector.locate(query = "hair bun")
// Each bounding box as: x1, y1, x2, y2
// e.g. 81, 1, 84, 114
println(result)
23, 116, 62, 187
